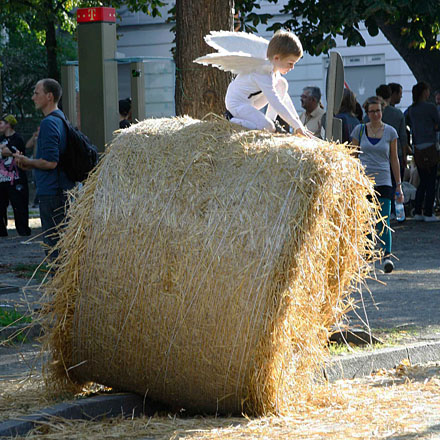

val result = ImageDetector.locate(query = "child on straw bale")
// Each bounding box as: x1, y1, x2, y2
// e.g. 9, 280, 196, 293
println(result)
194, 30, 313, 137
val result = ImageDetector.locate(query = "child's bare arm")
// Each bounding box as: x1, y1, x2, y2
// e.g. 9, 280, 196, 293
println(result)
256, 73, 308, 135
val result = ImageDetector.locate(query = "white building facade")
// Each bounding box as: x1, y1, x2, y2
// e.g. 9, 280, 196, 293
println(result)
116, 1, 416, 117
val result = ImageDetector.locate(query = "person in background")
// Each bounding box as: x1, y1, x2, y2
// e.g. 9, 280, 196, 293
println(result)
376, 85, 409, 167
355, 101, 364, 122
25, 127, 39, 156
406, 82, 440, 222
25, 127, 40, 208
435, 90, 440, 144
0, 114, 31, 237
335, 89, 360, 143
300, 86, 325, 138
351, 96, 404, 273
388, 83, 403, 107
434, 90, 440, 109
375, 84, 410, 218
119, 98, 132, 129
14, 78, 75, 258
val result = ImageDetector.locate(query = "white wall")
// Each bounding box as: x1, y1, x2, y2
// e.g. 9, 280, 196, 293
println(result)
117, 5, 174, 58
116, 1, 416, 116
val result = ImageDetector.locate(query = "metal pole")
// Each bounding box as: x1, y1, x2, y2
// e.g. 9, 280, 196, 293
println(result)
130, 62, 145, 123
325, 52, 345, 142
61, 65, 77, 126
325, 53, 337, 141
77, 7, 119, 152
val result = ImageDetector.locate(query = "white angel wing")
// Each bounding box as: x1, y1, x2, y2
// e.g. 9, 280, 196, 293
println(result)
204, 31, 269, 60
194, 52, 272, 75
194, 31, 272, 75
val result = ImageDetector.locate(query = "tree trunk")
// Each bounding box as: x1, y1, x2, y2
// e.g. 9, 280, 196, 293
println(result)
376, 18, 440, 98
45, 17, 59, 82
175, 0, 233, 118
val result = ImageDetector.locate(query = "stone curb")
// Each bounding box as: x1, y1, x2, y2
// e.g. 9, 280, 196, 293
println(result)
0, 393, 157, 439
325, 340, 440, 381
1, 340, 440, 438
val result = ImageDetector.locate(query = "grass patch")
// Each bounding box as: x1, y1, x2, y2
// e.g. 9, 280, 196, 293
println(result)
11, 263, 50, 283
0, 307, 32, 327
329, 326, 422, 356
328, 341, 385, 356
0, 307, 33, 343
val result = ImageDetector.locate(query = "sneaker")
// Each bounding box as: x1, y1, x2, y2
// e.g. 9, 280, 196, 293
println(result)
414, 214, 424, 221
424, 215, 440, 222
383, 258, 394, 273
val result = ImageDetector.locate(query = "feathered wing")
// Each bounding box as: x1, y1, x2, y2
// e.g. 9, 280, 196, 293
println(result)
194, 52, 272, 75
193, 31, 272, 75
204, 31, 269, 60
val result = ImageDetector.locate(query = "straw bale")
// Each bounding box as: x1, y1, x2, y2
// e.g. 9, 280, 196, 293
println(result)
42, 116, 377, 415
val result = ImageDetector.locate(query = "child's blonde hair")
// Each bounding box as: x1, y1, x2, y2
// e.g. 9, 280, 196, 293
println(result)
267, 30, 303, 60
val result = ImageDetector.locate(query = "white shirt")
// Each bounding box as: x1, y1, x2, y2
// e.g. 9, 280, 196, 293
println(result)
225, 71, 304, 130
300, 106, 325, 138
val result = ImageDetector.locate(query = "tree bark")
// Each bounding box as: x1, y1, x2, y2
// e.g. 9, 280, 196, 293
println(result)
175, 0, 233, 118
45, 17, 59, 82
376, 18, 440, 97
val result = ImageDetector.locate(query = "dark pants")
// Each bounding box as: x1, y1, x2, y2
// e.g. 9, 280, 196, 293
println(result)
38, 193, 68, 260
0, 181, 31, 236
415, 164, 437, 217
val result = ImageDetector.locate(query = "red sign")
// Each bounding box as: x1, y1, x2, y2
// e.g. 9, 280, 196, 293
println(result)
77, 7, 116, 23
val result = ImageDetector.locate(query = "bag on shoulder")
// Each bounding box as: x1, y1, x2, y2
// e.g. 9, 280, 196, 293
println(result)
414, 144, 439, 170
359, 123, 365, 140
51, 113, 99, 183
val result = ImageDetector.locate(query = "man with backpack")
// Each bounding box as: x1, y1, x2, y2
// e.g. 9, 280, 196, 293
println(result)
14, 78, 75, 259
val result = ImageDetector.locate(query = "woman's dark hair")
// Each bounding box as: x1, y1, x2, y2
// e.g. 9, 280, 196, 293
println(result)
375, 84, 391, 101
355, 102, 363, 122
119, 98, 132, 117
363, 96, 384, 113
412, 81, 430, 104
388, 82, 402, 95
338, 89, 357, 115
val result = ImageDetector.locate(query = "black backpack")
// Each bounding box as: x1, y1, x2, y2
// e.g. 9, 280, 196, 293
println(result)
51, 112, 99, 183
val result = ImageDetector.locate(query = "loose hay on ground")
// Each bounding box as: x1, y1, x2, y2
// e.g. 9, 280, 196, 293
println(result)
21, 363, 440, 439
0, 375, 52, 421
42, 116, 379, 415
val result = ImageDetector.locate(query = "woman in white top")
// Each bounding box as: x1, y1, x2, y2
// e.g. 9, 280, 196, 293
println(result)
351, 96, 404, 273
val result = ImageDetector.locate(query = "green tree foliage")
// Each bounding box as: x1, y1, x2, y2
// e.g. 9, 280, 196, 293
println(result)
234, 0, 276, 32
265, 0, 440, 94
0, 28, 46, 121
0, 18, 77, 130
0, 0, 165, 82
0, 0, 165, 130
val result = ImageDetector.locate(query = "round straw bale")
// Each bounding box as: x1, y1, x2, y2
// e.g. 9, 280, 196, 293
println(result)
42, 116, 377, 415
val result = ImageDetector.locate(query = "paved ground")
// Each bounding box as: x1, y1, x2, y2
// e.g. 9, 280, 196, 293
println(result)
0, 217, 45, 315
348, 219, 440, 338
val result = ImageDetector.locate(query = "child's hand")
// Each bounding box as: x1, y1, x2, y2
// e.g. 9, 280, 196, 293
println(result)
295, 127, 314, 139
